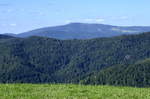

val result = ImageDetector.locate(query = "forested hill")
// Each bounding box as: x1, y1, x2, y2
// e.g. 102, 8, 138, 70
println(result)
0, 32, 150, 87
82, 58, 150, 87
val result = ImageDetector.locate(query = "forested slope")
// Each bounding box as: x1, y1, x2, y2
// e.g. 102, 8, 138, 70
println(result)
0, 32, 150, 87
82, 59, 150, 87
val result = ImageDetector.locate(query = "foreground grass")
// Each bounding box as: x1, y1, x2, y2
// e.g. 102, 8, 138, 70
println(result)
0, 84, 150, 99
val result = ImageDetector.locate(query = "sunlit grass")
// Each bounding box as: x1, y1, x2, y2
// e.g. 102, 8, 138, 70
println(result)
0, 84, 150, 99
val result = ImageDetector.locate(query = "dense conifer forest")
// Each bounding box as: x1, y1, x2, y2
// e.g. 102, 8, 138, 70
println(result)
0, 32, 150, 87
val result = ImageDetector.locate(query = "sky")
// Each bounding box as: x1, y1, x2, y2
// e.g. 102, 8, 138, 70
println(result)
0, 0, 150, 34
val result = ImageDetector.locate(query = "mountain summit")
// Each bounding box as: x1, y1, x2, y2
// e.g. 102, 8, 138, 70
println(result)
6, 23, 150, 39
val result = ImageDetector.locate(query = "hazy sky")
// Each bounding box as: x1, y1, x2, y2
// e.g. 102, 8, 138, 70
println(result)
0, 0, 150, 33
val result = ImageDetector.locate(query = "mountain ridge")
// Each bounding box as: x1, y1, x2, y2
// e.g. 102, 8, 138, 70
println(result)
0, 32, 150, 87
4, 23, 150, 39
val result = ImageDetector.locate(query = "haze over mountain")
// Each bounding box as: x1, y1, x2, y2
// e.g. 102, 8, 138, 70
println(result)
5, 23, 150, 39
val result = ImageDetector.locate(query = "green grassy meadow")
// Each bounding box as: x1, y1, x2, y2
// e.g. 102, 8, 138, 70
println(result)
0, 84, 150, 99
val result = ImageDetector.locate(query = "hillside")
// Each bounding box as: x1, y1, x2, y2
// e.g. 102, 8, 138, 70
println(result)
5, 23, 150, 39
82, 59, 150, 87
0, 32, 150, 86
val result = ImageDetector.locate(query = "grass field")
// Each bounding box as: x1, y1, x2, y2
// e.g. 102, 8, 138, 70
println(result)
0, 84, 150, 99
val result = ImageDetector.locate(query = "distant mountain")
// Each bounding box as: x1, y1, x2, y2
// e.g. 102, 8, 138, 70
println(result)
0, 32, 150, 87
5, 23, 150, 39
4, 33, 17, 37
0, 34, 14, 39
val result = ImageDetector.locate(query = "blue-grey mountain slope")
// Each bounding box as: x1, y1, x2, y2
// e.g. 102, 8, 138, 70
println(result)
6, 23, 150, 39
